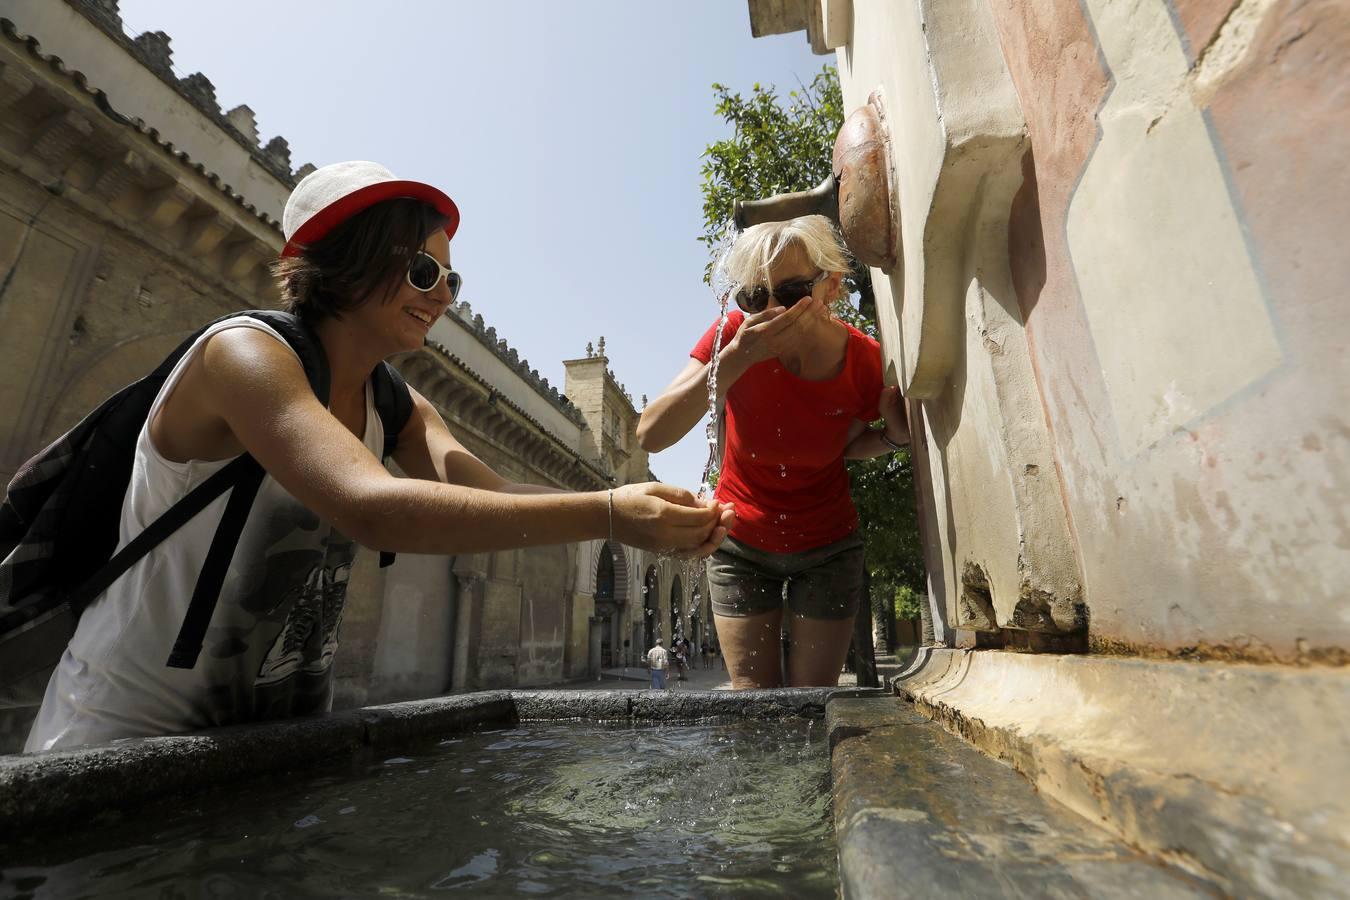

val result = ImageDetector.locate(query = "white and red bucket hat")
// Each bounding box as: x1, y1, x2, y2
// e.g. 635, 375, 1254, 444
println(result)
281, 160, 460, 257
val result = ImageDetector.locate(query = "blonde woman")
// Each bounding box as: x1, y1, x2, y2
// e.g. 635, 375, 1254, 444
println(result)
638, 216, 908, 688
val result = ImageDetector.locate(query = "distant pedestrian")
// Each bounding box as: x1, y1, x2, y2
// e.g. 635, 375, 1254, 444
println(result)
646, 641, 670, 690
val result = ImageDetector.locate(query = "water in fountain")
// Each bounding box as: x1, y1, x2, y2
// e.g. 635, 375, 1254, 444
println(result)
7, 721, 837, 897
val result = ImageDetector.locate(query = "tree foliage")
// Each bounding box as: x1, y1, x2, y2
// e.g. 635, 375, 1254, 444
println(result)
698, 65, 925, 607
699, 68, 875, 325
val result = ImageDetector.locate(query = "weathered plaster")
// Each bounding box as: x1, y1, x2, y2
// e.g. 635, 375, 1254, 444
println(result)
990, 0, 1350, 657
1067, 0, 1282, 457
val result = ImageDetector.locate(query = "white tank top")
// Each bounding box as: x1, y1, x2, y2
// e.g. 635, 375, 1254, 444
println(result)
26, 319, 384, 752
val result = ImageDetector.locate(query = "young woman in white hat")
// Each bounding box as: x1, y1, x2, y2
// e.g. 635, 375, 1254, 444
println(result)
24, 161, 733, 752
638, 216, 906, 689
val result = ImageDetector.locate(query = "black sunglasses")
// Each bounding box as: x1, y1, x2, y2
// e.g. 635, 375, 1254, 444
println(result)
407, 250, 463, 300
734, 271, 827, 314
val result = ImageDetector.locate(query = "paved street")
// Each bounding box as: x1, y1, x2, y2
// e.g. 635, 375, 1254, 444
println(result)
548, 658, 864, 692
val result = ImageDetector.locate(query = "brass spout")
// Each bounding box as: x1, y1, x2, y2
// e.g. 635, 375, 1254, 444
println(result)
733, 175, 839, 230
729, 91, 899, 272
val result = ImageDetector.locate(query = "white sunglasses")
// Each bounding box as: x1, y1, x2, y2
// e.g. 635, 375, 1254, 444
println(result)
406, 250, 463, 299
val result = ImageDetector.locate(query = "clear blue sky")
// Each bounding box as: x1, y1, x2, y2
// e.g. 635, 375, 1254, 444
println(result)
118, 0, 829, 490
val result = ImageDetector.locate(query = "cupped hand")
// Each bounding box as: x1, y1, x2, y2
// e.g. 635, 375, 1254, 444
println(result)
610, 483, 717, 552
730, 298, 816, 365
671, 498, 737, 559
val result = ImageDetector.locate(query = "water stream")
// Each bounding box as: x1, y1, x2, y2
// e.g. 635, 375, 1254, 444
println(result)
697, 223, 741, 502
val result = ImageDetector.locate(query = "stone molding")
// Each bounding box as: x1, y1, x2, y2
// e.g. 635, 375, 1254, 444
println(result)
0, 17, 285, 240
60, 0, 309, 187
0, 23, 281, 300
443, 300, 585, 427
405, 345, 611, 490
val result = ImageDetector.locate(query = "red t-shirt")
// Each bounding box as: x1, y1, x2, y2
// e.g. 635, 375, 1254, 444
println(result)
691, 310, 884, 554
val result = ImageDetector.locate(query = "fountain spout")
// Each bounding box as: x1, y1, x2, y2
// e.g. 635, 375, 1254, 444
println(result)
734, 175, 839, 230
731, 91, 899, 273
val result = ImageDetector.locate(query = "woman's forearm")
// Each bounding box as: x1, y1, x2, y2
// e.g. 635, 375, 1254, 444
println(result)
638, 346, 752, 452
843, 423, 910, 460
498, 482, 568, 495
350, 480, 606, 554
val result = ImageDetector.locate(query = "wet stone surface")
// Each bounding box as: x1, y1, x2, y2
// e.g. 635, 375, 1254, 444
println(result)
828, 697, 1216, 899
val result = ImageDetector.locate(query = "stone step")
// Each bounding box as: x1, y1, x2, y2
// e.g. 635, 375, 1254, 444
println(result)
828, 697, 1214, 899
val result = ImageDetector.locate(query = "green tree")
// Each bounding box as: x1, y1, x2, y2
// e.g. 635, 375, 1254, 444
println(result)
698, 65, 926, 628
699, 69, 875, 324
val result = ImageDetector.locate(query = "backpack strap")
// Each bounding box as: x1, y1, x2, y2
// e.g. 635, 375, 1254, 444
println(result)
65, 455, 263, 617
162, 311, 331, 671
165, 458, 265, 669
372, 361, 414, 459
371, 361, 414, 568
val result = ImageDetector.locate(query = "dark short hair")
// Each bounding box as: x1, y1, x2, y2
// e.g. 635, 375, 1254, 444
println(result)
272, 198, 449, 324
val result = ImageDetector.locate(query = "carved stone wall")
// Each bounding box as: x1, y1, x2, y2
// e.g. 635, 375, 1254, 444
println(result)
755, 0, 1350, 662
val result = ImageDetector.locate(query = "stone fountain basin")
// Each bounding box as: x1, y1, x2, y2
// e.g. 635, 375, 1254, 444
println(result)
0, 689, 837, 836
0, 688, 1211, 898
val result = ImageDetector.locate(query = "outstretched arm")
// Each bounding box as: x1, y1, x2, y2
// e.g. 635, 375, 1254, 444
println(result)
392, 388, 563, 494
200, 329, 730, 555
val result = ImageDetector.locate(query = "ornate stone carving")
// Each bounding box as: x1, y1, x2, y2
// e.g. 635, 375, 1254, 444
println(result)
143, 178, 196, 229
0, 62, 36, 109
132, 30, 172, 77
91, 149, 148, 203
32, 110, 93, 164
181, 210, 235, 256
263, 135, 291, 170
73, 0, 123, 30
179, 72, 219, 115
224, 104, 258, 144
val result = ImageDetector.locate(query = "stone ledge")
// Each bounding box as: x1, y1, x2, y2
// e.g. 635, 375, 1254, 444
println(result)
827, 695, 1210, 898
894, 648, 1350, 897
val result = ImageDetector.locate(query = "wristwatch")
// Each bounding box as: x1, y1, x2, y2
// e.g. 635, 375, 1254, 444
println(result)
879, 428, 906, 452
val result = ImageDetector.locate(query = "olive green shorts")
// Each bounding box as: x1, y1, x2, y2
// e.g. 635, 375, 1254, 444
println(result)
706, 531, 864, 620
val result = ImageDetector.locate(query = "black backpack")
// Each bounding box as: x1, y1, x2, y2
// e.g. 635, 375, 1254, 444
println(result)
0, 310, 413, 708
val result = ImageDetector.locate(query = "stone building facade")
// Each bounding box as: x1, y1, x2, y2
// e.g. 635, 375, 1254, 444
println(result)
0, 0, 711, 746
752, 1, 1348, 893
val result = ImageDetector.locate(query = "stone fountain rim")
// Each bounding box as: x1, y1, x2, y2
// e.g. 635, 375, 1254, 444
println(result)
0, 687, 883, 838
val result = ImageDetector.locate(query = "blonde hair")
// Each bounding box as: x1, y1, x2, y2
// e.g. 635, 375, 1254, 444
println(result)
721, 215, 851, 290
